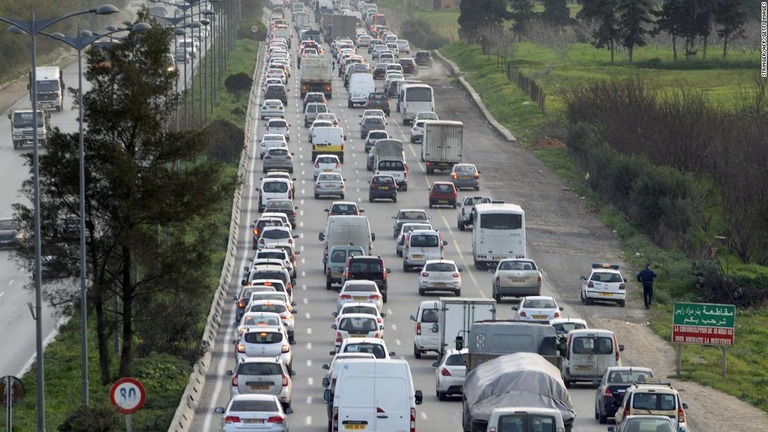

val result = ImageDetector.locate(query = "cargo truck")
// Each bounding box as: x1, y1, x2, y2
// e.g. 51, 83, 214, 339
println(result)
462, 353, 575, 432
421, 120, 463, 174
366, 139, 404, 171
437, 297, 496, 359
299, 57, 333, 99
329, 15, 357, 41
30, 66, 63, 112
9, 109, 50, 149
465, 320, 565, 373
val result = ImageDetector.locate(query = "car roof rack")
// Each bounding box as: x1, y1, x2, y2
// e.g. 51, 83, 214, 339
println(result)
631, 379, 674, 388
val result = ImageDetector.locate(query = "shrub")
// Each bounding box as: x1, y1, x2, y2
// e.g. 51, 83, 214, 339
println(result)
225, 72, 253, 100
58, 405, 120, 432
206, 119, 246, 165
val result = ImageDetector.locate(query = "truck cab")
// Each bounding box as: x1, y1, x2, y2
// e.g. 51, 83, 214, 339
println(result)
9, 109, 50, 149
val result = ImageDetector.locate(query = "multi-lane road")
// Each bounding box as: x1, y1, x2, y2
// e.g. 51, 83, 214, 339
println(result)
188, 16, 647, 432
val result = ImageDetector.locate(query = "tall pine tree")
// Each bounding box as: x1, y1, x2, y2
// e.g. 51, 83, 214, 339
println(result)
653, 0, 686, 61
540, 0, 570, 26
510, 0, 536, 41
577, 0, 621, 62
617, 0, 654, 63
458, 0, 511, 42
713, 0, 746, 59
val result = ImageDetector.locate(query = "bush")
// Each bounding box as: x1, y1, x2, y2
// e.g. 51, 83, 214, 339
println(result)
58, 405, 120, 432
400, 18, 450, 50
225, 72, 253, 100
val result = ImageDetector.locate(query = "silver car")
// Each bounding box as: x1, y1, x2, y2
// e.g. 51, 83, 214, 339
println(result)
396, 222, 433, 257
216, 394, 291, 431
262, 147, 294, 174
227, 357, 293, 410
449, 163, 481, 190
236, 325, 293, 371
260, 99, 285, 120
314, 172, 345, 199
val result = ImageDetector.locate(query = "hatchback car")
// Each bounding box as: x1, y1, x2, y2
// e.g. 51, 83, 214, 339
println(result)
491, 258, 543, 301
337, 280, 383, 312
414, 50, 433, 66
429, 182, 458, 208
236, 326, 293, 371
315, 112, 339, 126
265, 118, 290, 141
392, 208, 430, 237
364, 130, 390, 152
259, 134, 288, 159
227, 357, 293, 410
333, 302, 386, 328
313, 154, 342, 179
324, 201, 362, 217
609, 415, 677, 432
302, 91, 327, 110
594, 367, 655, 424
314, 172, 345, 199
247, 301, 296, 345
359, 116, 386, 138
235, 311, 285, 344
364, 92, 390, 115
580, 263, 627, 307
262, 147, 294, 174
368, 174, 398, 202
342, 255, 391, 302
331, 313, 384, 352
216, 394, 291, 431
384, 72, 405, 91
256, 226, 297, 251
410, 119, 426, 143
251, 217, 286, 249
303, 102, 329, 127
513, 296, 564, 323
432, 348, 467, 401
260, 99, 285, 120
372, 62, 388, 79
450, 163, 481, 190
264, 199, 298, 229
419, 259, 462, 296
0, 218, 21, 249
264, 84, 288, 105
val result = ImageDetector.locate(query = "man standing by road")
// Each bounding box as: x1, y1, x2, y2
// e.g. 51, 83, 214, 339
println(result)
636, 263, 657, 309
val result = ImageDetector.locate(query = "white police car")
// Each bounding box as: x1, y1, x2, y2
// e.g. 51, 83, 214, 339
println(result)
580, 263, 627, 307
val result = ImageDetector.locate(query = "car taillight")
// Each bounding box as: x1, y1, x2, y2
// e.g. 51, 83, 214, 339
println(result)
290, 210, 296, 216
452, 272, 461, 278
519, 311, 527, 317
231, 374, 238, 386
623, 406, 630, 420
603, 387, 613, 398
619, 283, 626, 290
237, 343, 245, 353
495, 276, 500, 286
315, 162, 320, 168
332, 407, 339, 432
421, 272, 429, 277
377, 317, 383, 324
369, 294, 380, 300
340, 294, 352, 299
336, 163, 341, 168
237, 299, 246, 309
537, 274, 542, 286
410, 407, 416, 432
678, 405, 686, 423
474, 173, 480, 179
335, 332, 342, 343
416, 322, 422, 335
267, 416, 285, 424
440, 367, 452, 377
252, 228, 259, 236
281, 344, 290, 353
451, 173, 457, 179
615, 335, 621, 362
282, 374, 289, 387
224, 416, 241, 423
554, 311, 561, 318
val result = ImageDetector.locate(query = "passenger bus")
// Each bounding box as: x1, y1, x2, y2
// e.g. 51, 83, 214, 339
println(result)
471, 203, 526, 269
399, 84, 434, 125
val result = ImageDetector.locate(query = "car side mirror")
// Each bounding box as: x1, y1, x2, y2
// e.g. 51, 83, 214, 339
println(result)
215, 407, 225, 414
389, 351, 396, 356
331, 324, 337, 330
386, 268, 391, 273
322, 364, 330, 370
619, 344, 625, 352
431, 361, 438, 367
323, 388, 333, 402
380, 325, 385, 330
329, 350, 337, 356
371, 233, 376, 241
682, 403, 688, 409
254, 187, 260, 191
319, 233, 325, 241
291, 152, 295, 156
442, 240, 448, 246
410, 315, 416, 321
226, 370, 233, 376
322, 376, 330, 388
580, 275, 587, 280
292, 177, 297, 181
344, 135, 348, 140
414, 390, 423, 405
512, 306, 518, 311
559, 307, 564, 311
458, 268, 464, 273
324, 209, 330, 212
623, 278, 628, 282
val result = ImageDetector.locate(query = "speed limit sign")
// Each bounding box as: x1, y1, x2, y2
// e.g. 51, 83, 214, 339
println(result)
109, 377, 146, 414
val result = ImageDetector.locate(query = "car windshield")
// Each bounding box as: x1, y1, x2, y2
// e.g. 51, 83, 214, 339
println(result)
425, 262, 455, 272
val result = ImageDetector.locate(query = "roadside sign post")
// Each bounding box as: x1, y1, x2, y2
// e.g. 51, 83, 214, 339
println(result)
672, 302, 735, 378
0, 375, 25, 432
109, 377, 146, 432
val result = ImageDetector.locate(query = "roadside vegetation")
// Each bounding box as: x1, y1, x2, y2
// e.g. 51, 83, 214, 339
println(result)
431, 0, 768, 412
9, 2, 261, 429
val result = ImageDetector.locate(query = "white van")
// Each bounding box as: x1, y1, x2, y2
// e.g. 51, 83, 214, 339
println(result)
347, 73, 375, 108
255, 178, 293, 213
409, 300, 440, 358
319, 215, 375, 264
399, 83, 434, 125
311, 126, 346, 162
324, 359, 423, 432
561, 329, 624, 387
402, 229, 447, 271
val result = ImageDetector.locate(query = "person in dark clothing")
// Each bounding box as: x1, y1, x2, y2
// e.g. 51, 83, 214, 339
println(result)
636, 263, 657, 309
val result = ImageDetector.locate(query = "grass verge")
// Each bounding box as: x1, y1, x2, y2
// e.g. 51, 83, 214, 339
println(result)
9, 38, 258, 431
441, 40, 768, 413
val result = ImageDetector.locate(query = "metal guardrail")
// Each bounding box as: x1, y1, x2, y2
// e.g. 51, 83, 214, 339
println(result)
167, 39, 266, 432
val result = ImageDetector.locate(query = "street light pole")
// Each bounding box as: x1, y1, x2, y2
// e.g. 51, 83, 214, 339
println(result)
46, 21, 151, 407
1, 6, 120, 429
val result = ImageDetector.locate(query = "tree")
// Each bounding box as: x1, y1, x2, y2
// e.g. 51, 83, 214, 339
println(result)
540, 0, 570, 27
617, 0, 654, 63
458, 0, 511, 43
225, 72, 253, 99
576, 0, 621, 62
696, 0, 714, 59
653, 0, 686, 61
509, 0, 536, 41
713, 0, 746, 59
13, 14, 235, 383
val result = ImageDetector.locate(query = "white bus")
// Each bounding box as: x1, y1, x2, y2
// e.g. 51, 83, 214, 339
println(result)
471, 203, 526, 269
399, 84, 434, 125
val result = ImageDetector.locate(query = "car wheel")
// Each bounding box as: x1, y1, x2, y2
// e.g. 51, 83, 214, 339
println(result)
598, 410, 607, 424
429, 203, 433, 209
401, 184, 407, 191
453, 202, 457, 209
455, 289, 461, 297
564, 380, 571, 389
580, 290, 586, 304
474, 186, 480, 191
314, 194, 319, 199
397, 249, 402, 257
403, 262, 409, 272
326, 276, 332, 290
493, 289, 501, 302
414, 344, 422, 359
619, 300, 626, 307
438, 391, 447, 401
392, 196, 397, 203
458, 221, 465, 231
418, 287, 424, 296
383, 294, 387, 303
369, 196, 374, 202
410, 137, 415, 143
348, 101, 353, 108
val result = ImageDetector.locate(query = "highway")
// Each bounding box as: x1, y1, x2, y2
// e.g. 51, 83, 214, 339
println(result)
188, 12, 644, 432
0, 1, 207, 378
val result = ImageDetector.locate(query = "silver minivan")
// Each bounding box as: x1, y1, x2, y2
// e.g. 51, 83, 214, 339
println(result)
562, 328, 624, 387
403, 229, 447, 271
410, 300, 439, 358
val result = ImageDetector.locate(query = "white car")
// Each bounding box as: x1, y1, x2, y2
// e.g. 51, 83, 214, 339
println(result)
414, 111, 439, 122
549, 317, 588, 336
259, 134, 288, 159
235, 325, 293, 371
227, 357, 293, 410
433, 348, 467, 401
356, 34, 372, 47
394, 39, 410, 54
360, 109, 386, 123
580, 263, 628, 307
315, 112, 339, 126
364, 130, 389, 152
216, 394, 291, 431
264, 68, 287, 84
396, 222, 433, 257
456, 196, 492, 231
313, 154, 342, 179
308, 119, 334, 142
247, 299, 296, 344
384, 72, 404, 90
256, 226, 297, 250
234, 311, 285, 344
410, 119, 426, 143
337, 280, 383, 312
332, 302, 386, 328
265, 118, 290, 141
491, 258, 543, 301
418, 259, 462, 296
262, 78, 284, 93
260, 99, 285, 120
331, 313, 384, 352
512, 296, 564, 323
334, 337, 392, 359
314, 172, 345, 199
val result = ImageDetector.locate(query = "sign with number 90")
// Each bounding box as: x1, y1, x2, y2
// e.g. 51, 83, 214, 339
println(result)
109, 377, 146, 414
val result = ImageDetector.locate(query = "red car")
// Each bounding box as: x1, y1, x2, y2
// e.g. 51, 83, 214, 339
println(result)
429, 182, 458, 208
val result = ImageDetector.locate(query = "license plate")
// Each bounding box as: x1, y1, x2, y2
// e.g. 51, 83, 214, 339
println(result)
412, 254, 424, 259
380, 186, 389, 189
574, 365, 593, 371
533, 315, 547, 320
249, 383, 271, 390
437, 199, 448, 203
353, 296, 367, 300
507, 277, 526, 282
434, 282, 447, 287
244, 418, 265, 424
599, 292, 614, 296
344, 425, 366, 430
493, 256, 506, 260
323, 168, 332, 172
351, 334, 366, 337
461, 176, 471, 180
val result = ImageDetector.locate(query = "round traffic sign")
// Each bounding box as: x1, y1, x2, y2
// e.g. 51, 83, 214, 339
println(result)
0, 376, 25, 408
109, 377, 146, 414
251, 25, 259, 34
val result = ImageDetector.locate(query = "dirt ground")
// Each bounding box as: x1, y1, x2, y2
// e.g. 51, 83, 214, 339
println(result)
379, 6, 768, 432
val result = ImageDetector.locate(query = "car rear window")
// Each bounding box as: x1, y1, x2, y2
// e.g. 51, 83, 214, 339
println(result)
249, 303, 288, 314
243, 331, 284, 344
572, 336, 614, 355
262, 182, 289, 193
242, 315, 281, 327
399, 211, 427, 220
420, 308, 438, 322
251, 270, 287, 282
230, 398, 279, 411
339, 317, 378, 331
343, 343, 387, 358
425, 262, 455, 272
374, 176, 395, 185
269, 120, 287, 127
378, 160, 404, 170
433, 184, 454, 193
498, 260, 536, 271
349, 260, 383, 273
632, 393, 677, 411
343, 283, 377, 292
268, 148, 289, 156
410, 234, 439, 247
445, 353, 466, 366
237, 362, 282, 375
341, 305, 378, 315
266, 200, 293, 210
